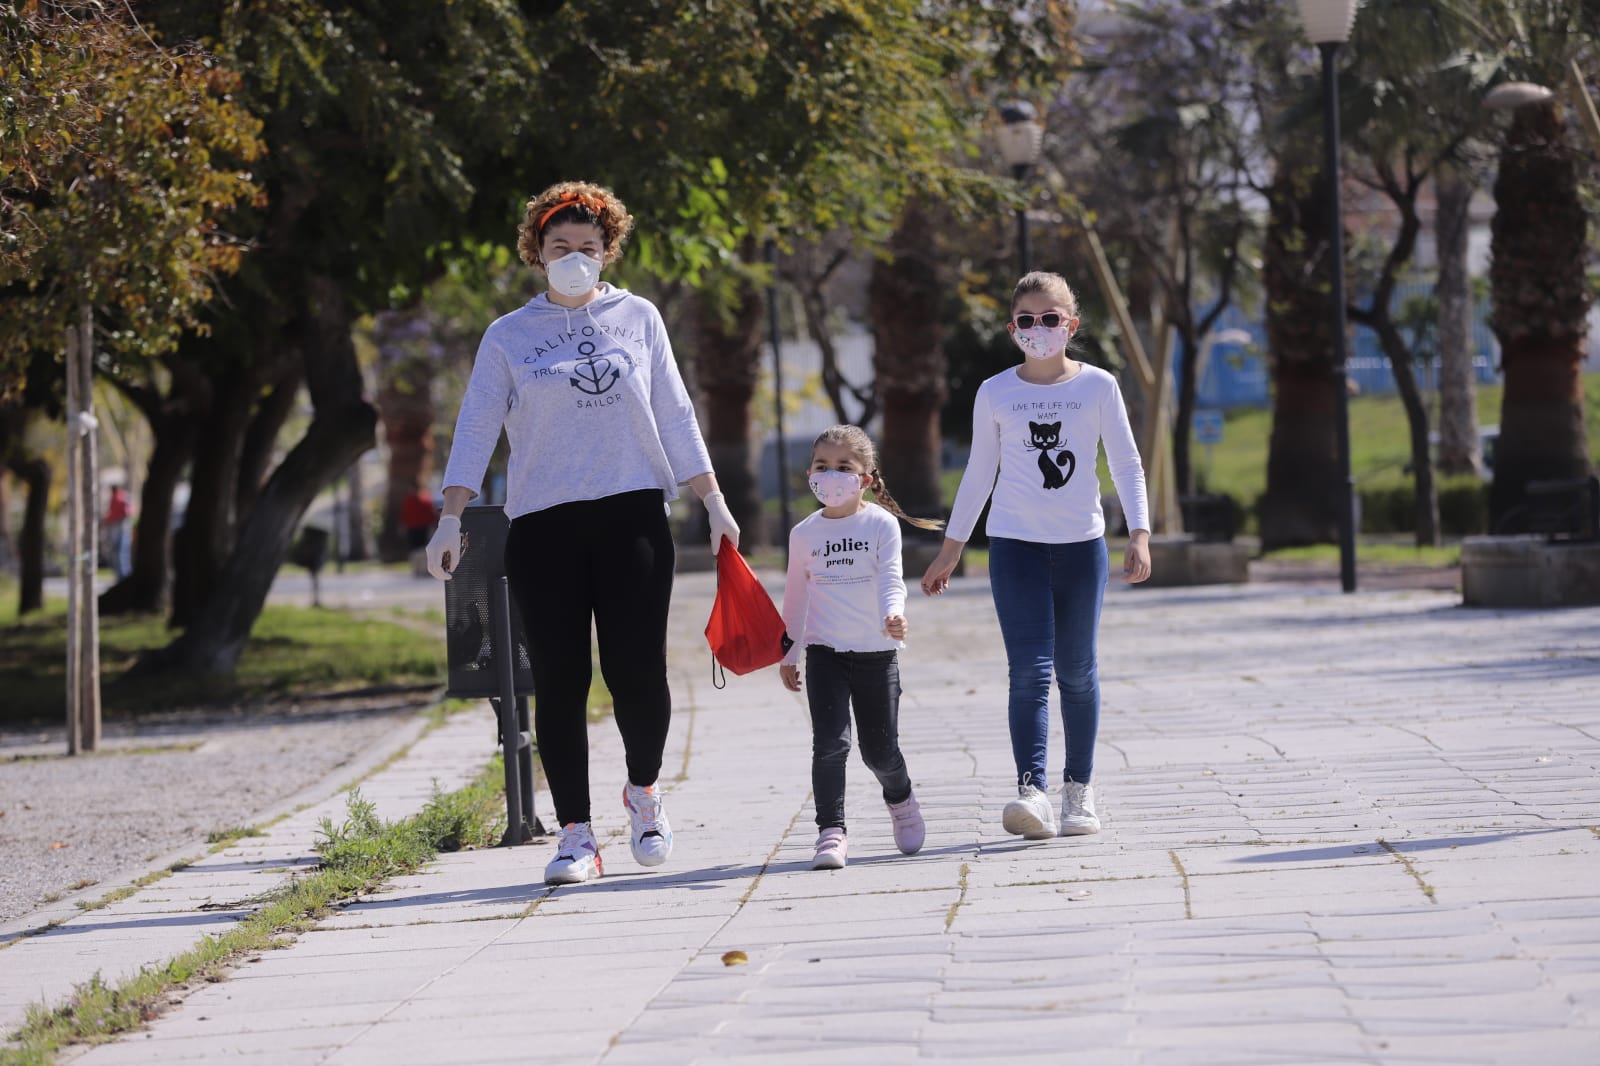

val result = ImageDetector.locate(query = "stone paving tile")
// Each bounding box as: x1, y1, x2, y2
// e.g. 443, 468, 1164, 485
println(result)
37, 579, 1600, 1064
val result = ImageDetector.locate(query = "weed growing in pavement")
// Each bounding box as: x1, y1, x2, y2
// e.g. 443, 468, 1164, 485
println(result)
0, 758, 506, 1065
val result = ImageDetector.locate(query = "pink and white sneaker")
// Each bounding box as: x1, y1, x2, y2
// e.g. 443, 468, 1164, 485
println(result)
887, 792, 925, 854
544, 822, 603, 885
812, 827, 848, 870
623, 782, 673, 867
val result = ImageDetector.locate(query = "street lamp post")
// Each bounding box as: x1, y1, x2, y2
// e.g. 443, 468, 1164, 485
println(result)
998, 101, 1043, 276
1296, 0, 1360, 594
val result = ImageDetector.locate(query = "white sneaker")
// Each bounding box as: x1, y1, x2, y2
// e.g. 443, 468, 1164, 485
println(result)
1059, 780, 1101, 836
623, 782, 673, 867
1001, 781, 1058, 840
812, 827, 848, 870
887, 792, 925, 855
544, 822, 603, 885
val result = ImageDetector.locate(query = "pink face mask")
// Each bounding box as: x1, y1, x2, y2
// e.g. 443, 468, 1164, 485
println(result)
1012, 324, 1072, 359
808, 470, 865, 508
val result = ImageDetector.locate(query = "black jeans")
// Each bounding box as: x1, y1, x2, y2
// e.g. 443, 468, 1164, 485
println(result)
805, 645, 913, 831
505, 489, 675, 827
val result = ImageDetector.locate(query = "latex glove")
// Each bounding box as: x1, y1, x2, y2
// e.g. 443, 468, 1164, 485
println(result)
425, 514, 463, 580
704, 490, 740, 555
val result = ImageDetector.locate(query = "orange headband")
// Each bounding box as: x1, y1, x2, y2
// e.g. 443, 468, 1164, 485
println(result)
537, 193, 605, 234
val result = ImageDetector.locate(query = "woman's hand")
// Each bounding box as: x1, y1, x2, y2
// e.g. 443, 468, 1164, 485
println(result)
920, 538, 965, 596
425, 515, 462, 580
779, 663, 802, 692
1122, 530, 1152, 583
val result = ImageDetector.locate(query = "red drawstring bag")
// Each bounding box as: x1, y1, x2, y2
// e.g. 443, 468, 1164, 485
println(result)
705, 546, 791, 686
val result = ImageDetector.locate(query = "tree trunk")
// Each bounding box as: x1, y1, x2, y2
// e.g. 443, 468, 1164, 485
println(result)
1173, 330, 1199, 495
692, 284, 767, 548
237, 376, 301, 525
1260, 165, 1343, 549
344, 457, 369, 563
98, 407, 195, 615
375, 309, 437, 563
8, 455, 48, 616
144, 276, 377, 675
168, 337, 248, 628
1434, 165, 1481, 478
870, 204, 946, 519
1488, 100, 1593, 528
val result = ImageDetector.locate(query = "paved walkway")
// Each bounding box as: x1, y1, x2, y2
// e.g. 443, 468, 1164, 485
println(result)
9, 568, 1600, 1064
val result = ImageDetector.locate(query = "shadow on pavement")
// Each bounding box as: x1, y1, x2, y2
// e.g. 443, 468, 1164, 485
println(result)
1229, 827, 1578, 864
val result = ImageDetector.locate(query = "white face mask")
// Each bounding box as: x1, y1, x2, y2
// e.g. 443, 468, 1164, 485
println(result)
808, 470, 865, 508
1013, 324, 1072, 360
545, 251, 602, 297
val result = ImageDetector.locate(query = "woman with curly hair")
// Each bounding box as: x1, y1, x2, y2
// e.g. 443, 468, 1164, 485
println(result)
426, 181, 739, 885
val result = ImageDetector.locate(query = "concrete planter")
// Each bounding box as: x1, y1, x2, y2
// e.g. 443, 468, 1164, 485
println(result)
1140, 534, 1252, 588
1460, 535, 1600, 607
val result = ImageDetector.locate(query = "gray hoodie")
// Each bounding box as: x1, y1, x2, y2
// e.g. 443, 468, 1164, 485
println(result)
440, 285, 712, 518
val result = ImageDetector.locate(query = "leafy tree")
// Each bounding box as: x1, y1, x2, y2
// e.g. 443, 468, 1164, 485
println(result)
0, 1, 262, 617
1468, 0, 1598, 528
1054, 0, 1257, 497
1340, 0, 1498, 546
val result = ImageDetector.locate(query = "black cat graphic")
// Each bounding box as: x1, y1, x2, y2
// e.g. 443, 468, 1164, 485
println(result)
1026, 421, 1076, 490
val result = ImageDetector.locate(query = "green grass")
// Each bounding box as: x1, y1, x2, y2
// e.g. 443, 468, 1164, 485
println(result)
0, 766, 506, 1065
1255, 540, 1461, 567
0, 587, 444, 726
1194, 374, 1600, 504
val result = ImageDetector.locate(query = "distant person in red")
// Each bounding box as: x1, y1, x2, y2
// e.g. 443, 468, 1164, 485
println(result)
104, 485, 133, 579
400, 484, 438, 551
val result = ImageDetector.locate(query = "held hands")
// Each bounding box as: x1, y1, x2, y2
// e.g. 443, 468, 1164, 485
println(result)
920, 540, 964, 596
425, 515, 463, 580
883, 614, 908, 640
703, 490, 740, 556
779, 663, 802, 692
1122, 531, 1152, 583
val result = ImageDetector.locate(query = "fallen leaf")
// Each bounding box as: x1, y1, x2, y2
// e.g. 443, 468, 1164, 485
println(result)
720, 950, 748, 967
49, 841, 68, 849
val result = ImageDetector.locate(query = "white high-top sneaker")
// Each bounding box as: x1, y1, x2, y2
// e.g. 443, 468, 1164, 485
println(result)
1059, 780, 1101, 836
544, 822, 603, 885
1001, 776, 1058, 840
623, 782, 673, 867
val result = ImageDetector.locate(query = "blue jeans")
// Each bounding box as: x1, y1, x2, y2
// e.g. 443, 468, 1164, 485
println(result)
805, 645, 913, 831
988, 536, 1108, 788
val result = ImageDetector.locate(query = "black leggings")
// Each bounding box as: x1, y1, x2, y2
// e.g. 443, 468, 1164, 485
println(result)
504, 489, 675, 827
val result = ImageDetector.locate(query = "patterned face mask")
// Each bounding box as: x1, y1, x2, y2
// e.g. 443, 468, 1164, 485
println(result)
808, 470, 865, 507
1012, 324, 1072, 360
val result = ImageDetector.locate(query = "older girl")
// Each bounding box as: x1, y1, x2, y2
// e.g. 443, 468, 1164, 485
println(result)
921, 272, 1151, 840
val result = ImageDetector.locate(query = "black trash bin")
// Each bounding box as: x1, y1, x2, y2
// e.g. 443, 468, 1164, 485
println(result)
291, 525, 332, 607
442, 506, 543, 843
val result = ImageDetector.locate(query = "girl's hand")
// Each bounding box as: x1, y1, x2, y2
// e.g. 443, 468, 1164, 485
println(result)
779, 664, 802, 692
1122, 531, 1152, 583
883, 614, 908, 640
920, 538, 964, 596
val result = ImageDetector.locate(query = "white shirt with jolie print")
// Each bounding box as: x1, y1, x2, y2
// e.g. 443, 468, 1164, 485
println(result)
781, 503, 907, 666
946, 364, 1150, 544
440, 285, 713, 519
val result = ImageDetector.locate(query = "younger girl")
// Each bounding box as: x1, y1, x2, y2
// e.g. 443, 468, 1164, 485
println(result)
779, 425, 942, 870
921, 271, 1151, 841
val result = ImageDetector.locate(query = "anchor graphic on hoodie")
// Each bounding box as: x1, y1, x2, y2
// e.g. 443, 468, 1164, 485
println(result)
569, 339, 621, 396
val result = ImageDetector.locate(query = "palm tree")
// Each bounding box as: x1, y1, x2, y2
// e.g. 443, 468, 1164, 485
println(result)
1487, 95, 1592, 526
1472, 1, 1597, 528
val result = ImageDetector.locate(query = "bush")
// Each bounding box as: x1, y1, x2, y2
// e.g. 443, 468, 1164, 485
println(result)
1354, 477, 1487, 536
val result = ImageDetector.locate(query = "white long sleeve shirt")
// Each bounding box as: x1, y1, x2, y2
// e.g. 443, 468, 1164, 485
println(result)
947, 365, 1149, 544
781, 503, 906, 665
440, 285, 712, 518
